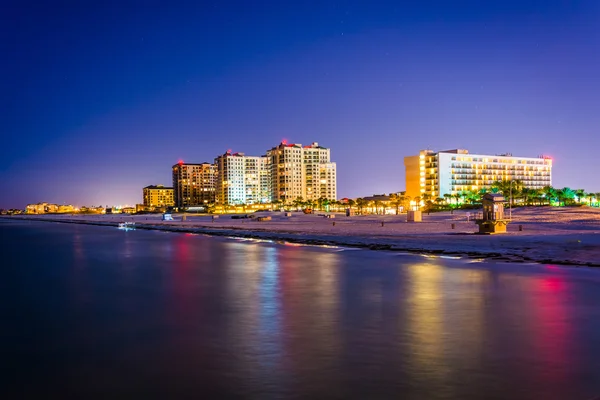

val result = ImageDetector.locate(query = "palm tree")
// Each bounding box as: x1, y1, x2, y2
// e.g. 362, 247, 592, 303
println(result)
491, 179, 523, 208
374, 200, 383, 215
490, 181, 504, 194
206, 203, 216, 214
524, 188, 542, 206
271, 199, 281, 211
478, 187, 489, 197
315, 197, 326, 211
521, 187, 531, 206
347, 199, 356, 213
558, 187, 576, 206
328, 200, 338, 212
356, 198, 367, 215
389, 193, 405, 215
292, 197, 304, 211
574, 189, 586, 204
366, 200, 375, 214
542, 186, 557, 205
413, 196, 421, 211
435, 197, 445, 210
464, 190, 479, 205
452, 193, 460, 207
443, 193, 452, 207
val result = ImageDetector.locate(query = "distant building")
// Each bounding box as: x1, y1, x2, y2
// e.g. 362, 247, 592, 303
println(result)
404, 149, 553, 199
267, 141, 336, 203
172, 162, 217, 208
80, 206, 105, 214
45, 204, 58, 213
25, 202, 59, 214
143, 185, 174, 207
26, 203, 46, 214
58, 204, 74, 213
215, 151, 271, 205
121, 207, 136, 214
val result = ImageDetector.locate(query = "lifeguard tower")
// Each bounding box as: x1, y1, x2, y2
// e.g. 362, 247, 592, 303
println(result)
475, 193, 509, 234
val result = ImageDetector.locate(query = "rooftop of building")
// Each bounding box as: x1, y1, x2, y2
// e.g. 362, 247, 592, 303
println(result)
361, 194, 391, 201
172, 161, 214, 167
144, 185, 173, 190
421, 149, 552, 160
272, 141, 328, 149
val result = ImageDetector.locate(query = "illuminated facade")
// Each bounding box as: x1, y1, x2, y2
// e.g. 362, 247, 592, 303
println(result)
303, 143, 337, 201
26, 203, 49, 214
404, 149, 553, 199
267, 141, 337, 203
215, 151, 271, 205
58, 204, 74, 213
172, 162, 217, 208
142, 185, 174, 207
25, 203, 70, 214
245, 155, 271, 204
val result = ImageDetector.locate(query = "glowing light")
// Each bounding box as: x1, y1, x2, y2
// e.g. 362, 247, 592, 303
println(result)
178, 159, 184, 165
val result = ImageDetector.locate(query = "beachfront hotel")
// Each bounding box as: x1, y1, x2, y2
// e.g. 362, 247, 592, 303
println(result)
142, 185, 174, 207
172, 162, 217, 208
267, 141, 337, 203
172, 141, 336, 207
404, 149, 553, 199
215, 151, 271, 205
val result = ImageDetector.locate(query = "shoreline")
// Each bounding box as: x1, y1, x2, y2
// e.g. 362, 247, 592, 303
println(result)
4, 212, 600, 267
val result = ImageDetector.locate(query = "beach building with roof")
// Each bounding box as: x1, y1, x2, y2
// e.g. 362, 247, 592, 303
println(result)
404, 149, 553, 199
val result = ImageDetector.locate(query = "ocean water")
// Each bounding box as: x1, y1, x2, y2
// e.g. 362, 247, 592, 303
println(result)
2, 219, 600, 399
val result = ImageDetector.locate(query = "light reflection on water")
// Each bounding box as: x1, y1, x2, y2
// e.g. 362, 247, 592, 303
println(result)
3, 220, 600, 399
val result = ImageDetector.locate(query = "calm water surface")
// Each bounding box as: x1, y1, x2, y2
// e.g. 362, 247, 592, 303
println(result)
2, 219, 600, 399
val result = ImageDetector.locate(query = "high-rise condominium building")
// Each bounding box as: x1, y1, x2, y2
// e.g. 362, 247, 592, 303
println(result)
172, 162, 217, 208
246, 154, 271, 204
404, 149, 553, 199
143, 185, 174, 207
215, 151, 271, 205
267, 141, 336, 203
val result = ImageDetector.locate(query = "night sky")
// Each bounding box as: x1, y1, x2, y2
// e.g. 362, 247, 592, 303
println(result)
3, 1, 599, 208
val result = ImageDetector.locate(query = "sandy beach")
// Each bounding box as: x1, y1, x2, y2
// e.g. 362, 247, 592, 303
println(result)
8, 206, 600, 266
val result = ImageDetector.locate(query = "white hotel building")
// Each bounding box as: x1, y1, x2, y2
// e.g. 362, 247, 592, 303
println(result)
215, 151, 271, 205
210, 142, 337, 206
404, 149, 553, 199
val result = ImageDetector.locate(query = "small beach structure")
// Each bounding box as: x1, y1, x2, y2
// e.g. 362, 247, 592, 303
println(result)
475, 193, 509, 234
407, 210, 422, 222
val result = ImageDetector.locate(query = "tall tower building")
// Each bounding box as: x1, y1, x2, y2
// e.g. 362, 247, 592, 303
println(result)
244, 155, 271, 204
267, 141, 337, 204
302, 142, 336, 201
267, 142, 304, 203
215, 151, 271, 205
404, 149, 553, 199
172, 162, 217, 208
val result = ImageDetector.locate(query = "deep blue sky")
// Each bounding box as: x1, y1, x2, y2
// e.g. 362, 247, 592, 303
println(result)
2, 1, 599, 208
